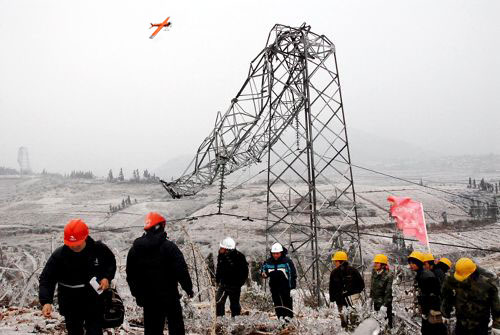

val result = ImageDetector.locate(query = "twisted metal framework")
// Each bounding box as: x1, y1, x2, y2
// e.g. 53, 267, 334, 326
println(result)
160, 23, 362, 306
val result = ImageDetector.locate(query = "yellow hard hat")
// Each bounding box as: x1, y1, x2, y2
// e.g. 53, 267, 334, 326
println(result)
439, 257, 452, 268
373, 254, 388, 264
423, 253, 435, 262
454, 258, 476, 282
332, 251, 348, 261
408, 251, 425, 263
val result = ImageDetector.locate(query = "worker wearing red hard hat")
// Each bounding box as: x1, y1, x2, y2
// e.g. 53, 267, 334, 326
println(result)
126, 212, 193, 335
39, 219, 116, 335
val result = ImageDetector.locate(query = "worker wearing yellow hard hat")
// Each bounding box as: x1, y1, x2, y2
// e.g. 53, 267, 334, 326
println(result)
407, 250, 447, 334
329, 251, 365, 329
442, 258, 500, 334
370, 254, 393, 328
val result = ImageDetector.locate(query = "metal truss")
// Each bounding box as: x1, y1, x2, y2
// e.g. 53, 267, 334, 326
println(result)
160, 23, 362, 306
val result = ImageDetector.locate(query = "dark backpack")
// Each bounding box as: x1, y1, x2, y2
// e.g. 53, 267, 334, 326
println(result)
102, 288, 125, 329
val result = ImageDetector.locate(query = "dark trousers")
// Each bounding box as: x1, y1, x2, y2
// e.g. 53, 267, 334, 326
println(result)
216, 286, 241, 317
374, 303, 393, 328
143, 298, 185, 335
64, 311, 102, 335
421, 318, 447, 335
271, 287, 293, 319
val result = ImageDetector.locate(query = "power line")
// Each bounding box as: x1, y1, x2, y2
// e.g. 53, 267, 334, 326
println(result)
218, 213, 500, 253
339, 160, 497, 207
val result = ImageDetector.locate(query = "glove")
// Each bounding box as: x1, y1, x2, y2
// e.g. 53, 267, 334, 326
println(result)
491, 328, 500, 335
442, 317, 450, 325
380, 306, 387, 313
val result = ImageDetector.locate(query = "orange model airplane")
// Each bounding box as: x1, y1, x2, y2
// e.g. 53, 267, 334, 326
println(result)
149, 17, 171, 39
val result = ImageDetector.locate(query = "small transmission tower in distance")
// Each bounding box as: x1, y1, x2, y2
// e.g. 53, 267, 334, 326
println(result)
17, 147, 31, 176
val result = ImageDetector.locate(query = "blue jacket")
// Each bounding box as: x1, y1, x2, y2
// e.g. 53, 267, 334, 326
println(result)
261, 250, 297, 290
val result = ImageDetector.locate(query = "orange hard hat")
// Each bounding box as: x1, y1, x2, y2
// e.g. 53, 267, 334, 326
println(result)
144, 212, 166, 230
64, 219, 89, 246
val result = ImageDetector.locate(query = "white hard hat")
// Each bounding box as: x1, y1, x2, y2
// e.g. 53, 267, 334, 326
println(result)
271, 242, 283, 253
220, 237, 236, 250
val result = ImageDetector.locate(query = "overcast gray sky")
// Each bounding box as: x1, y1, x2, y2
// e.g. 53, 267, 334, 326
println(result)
1, 0, 499, 176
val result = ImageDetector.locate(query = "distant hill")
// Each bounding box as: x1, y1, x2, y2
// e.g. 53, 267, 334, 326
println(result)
153, 154, 193, 181
348, 128, 441, 167
154, 128, 499, 180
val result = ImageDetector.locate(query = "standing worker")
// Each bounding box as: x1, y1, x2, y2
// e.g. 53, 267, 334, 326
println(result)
441, 258, 500, 335
329, 251, 365, 329
423, 253, 445, 286
407, 251, 447, 335
126, 212, 193, 335
434, 258, 452, 286
261, 243, 297, 320
370, 254, 393, 328
215, 237, 249, 317
39, 219, 116, 335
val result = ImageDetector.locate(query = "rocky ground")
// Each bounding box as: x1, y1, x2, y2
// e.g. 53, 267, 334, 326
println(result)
0, 173, 498, 334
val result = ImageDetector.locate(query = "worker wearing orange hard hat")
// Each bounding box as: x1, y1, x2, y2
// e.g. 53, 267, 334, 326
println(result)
39, 219, 116, 335
126, 212, 193, 335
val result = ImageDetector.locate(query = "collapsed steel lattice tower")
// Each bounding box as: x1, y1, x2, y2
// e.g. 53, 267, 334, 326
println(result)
161, 23, 362, 305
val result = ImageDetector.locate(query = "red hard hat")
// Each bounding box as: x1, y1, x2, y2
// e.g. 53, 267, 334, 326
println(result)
64, 219, 89, 246
144, 212, 166, 230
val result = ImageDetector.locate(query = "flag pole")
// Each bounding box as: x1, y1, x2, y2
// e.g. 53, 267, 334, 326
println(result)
420, 204, 431, 254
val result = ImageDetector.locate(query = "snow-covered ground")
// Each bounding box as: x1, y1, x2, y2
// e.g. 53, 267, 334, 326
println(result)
0, 174, 498, 334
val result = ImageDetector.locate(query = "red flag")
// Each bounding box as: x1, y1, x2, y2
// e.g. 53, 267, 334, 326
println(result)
387, 196, 429, 247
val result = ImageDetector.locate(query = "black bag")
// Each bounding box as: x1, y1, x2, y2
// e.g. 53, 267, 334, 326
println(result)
102, 288, 125, 329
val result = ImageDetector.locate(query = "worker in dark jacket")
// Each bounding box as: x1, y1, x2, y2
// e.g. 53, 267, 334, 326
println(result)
215, 237, 248, 317
408, 251, 447, 335
261, 243, 297, 320
39, 219, 116, 335
441, 258, 500, 335
329, 251, 365, 329
423, 253, 447, 287
434, 257, 452, 286
126, 212, 193, 335
370, 254, 393, 328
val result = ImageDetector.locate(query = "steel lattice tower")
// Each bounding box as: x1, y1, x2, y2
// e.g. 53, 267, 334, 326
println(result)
161, 23, 362, 306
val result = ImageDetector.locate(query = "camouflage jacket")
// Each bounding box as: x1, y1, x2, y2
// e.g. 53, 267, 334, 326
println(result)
441, 268, 500, 330
370, 269, 393, 308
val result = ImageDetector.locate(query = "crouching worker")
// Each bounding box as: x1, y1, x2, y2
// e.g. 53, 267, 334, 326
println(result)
370, 254, 393, 328
329, 251, 365, 329
441, 258, 500, 335
261, 243, 297, 320
39, 219, 116, 335
215, 237, 249, 317
126, 212, 193, 335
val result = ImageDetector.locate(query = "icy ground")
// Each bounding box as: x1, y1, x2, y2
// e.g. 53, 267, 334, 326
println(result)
0, 174, 498, 334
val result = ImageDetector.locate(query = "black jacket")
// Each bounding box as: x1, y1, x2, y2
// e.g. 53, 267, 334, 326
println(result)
39, 237, 116, 315
126, 229, 193, 303
432, 267, 446, 287
261, 249, 297, 291
415, 268, 441, 314
216, 249, 248, 288
329, 262, 365, 305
